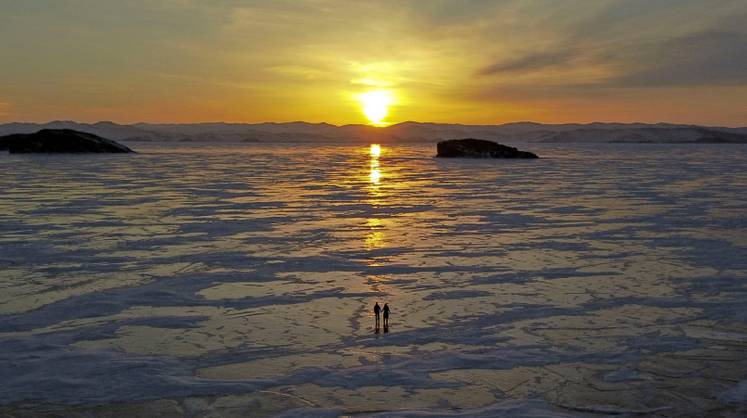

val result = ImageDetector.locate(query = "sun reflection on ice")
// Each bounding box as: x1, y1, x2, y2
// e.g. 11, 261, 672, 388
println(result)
369, 144, 382, 186
365, 218, 384, 251
369, 168, 381, 184
365, 144, 386, 262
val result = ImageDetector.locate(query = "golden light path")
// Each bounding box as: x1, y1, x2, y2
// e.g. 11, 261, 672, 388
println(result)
369, 167, 381, 184
366, 143, 383, 249
366, 143, 386, 284
369, 144, 382, 184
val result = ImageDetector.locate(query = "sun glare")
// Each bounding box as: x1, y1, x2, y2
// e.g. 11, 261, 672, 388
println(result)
359, 90, 393, 126
370, 143, 381, 157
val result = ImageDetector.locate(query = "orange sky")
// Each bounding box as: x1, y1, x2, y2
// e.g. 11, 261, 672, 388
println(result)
1, 1, 746, 126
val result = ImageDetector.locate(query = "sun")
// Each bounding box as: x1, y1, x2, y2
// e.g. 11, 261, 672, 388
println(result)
358, 90, 393, 126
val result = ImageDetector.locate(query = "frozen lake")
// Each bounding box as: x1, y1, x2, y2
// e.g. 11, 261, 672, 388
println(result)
1, 142, 746, 417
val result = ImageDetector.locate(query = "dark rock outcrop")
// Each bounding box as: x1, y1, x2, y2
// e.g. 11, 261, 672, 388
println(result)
0, 129, 134, 153
436, 138, 538, 159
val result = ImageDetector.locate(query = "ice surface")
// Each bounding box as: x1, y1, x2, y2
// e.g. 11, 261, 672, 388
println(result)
1, 142, 747, 416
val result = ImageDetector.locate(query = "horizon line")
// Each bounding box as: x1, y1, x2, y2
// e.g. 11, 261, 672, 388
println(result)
2, 119, 745, 129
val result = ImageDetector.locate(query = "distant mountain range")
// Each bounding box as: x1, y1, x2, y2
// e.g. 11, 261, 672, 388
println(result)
1, 120, 746, 144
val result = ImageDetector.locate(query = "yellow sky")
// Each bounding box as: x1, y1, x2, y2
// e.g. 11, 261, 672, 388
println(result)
1, 1, 746, 126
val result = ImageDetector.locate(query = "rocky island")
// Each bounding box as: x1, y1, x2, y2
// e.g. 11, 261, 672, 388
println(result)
0, 129, 134, 153
436, 138, 539, 159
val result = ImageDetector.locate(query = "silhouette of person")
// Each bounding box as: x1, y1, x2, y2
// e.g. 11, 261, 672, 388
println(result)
383, 303, 390, 327
373, 302, 381, 330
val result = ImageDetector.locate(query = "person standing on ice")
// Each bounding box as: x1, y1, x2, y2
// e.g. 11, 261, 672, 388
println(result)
383, 303, 390, 327
373, 302, 381, 329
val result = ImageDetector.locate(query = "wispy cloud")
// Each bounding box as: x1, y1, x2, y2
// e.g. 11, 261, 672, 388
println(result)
476, 51, 578, 75
475, 17, 747, 89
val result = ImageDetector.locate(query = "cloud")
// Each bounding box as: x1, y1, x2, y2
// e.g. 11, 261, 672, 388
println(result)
476, 51, 577, 75
615, 30, 747, 86
1, 0, 746, 125
268, 65, 330, 81
475, 25, 747, 89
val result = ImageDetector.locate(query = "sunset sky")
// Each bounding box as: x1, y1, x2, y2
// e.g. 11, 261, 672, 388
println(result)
1, 0, 746, 126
